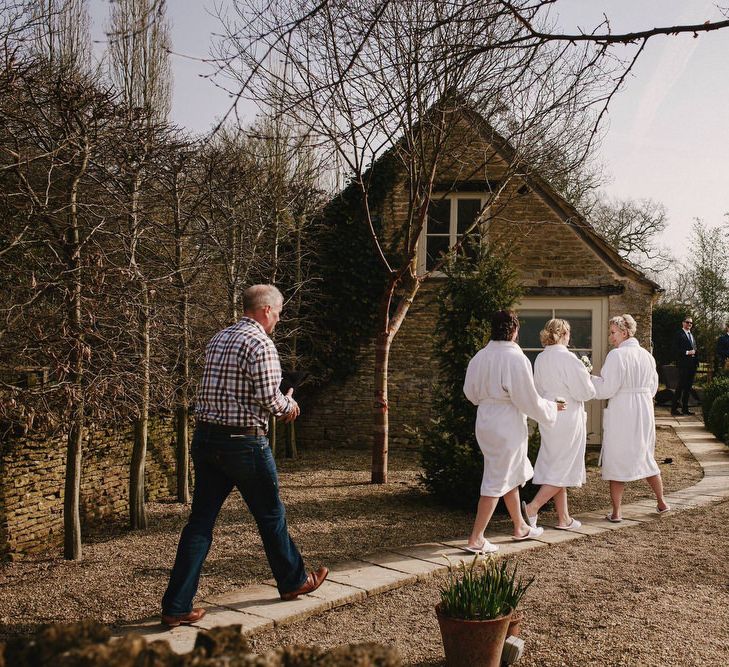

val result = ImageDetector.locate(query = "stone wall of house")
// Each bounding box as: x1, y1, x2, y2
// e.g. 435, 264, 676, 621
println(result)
0, 419, 178, 559
297, 283, 441, 450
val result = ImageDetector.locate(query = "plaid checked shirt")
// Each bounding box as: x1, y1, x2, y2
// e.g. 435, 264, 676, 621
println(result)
195, 317, 293, 430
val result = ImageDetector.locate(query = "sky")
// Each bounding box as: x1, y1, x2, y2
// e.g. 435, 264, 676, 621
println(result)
88, 0, 729, 262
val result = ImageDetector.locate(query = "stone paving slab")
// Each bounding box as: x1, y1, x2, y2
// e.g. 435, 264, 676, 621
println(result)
115, 619, 199, 654
666, 491, 725, 504
564, 521, 610, 536
577, 512, 642, 529
327, 559, 418, 594
691, 480, 729, 495
479, 533, 550, 555
528, 527, 585, 545
203, 583, 328, 626
390, 542, 476, 566
304, 578, 368, 607
360, 550, 447, 579
192, 606, 274, 635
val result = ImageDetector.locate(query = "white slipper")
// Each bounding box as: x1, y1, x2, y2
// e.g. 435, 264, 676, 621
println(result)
605, 513, 622, 523
465, 539, 499, 554
521, 500, 538, 528
656, 505, 671, 514
554, 518, 582, 531
512, 526, 544, 541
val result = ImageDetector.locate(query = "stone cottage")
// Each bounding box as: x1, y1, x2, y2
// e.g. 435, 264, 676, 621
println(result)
296, 105, 662, 449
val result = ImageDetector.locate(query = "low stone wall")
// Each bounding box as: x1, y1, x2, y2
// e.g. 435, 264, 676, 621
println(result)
0, 418, 178, 559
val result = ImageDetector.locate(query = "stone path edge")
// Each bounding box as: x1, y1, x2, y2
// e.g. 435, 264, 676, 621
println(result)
116, 413, 729, 652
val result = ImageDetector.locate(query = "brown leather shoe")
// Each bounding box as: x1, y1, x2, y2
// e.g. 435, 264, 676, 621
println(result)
161, 607, 206, 627
280, 566, 329, 601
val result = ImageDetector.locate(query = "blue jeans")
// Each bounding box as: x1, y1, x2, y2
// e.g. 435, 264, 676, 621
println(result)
161, 426, 307, 615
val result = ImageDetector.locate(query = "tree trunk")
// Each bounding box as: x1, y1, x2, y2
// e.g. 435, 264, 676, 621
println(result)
128, 168, 149, 529
372, 329, 391, 483
174, 290, 190, 503
130, 283, 150, 529
371, 276, 420, 484
64, 262, 84, 560
63, 400, 83, 560
173, 180, 190, 502
175, 403, 189, 502
63, 152, 88, 561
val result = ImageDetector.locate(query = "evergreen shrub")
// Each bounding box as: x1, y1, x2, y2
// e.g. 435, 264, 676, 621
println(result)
420, 243, 521, 508
707, 393, 729, 441
701, 375, 729, 426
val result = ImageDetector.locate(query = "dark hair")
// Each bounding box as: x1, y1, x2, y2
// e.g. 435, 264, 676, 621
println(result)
491, 310, 519, 341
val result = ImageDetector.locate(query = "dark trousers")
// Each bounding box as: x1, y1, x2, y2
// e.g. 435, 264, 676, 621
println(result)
672, 365, 697, 413
161, 426, 306, 615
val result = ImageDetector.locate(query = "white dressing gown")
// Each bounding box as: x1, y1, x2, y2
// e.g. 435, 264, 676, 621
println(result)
464, 340, 558, 496
533, 345, 597, 487
591, 337, 660, 481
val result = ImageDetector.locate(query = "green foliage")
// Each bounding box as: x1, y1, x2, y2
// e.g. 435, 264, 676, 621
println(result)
420, 244, 521, 508
701, 375, 729, 426
707, 393, 729, 441
652, 302, 691, 368
439, 556, 534, 621
300, 153, 398, 383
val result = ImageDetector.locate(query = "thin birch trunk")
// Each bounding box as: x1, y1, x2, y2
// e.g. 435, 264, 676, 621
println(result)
129, 171, 149, 529
63, 151, 88, 560
173, 174, 190, 502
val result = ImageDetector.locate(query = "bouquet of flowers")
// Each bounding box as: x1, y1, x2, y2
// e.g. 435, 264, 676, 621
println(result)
580, 355, 593, 373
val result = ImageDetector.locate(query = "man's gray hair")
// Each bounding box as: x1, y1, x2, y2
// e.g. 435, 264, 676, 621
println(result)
243, 284, 284, 312
609, 313, 637, 338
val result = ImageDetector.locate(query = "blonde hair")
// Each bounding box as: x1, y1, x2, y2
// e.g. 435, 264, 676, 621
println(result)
540, 318, 570, 346
609, 314, 637, 338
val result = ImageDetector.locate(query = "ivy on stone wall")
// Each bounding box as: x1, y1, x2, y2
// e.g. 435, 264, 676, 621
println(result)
302, 152, 400, 383
420, 242, 521, 508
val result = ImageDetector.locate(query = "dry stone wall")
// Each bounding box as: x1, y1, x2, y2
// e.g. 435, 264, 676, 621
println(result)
0, 419, 178, 559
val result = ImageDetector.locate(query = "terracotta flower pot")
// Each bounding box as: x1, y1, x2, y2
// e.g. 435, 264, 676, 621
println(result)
507, 609, 524, 637
435, 603, 512, 667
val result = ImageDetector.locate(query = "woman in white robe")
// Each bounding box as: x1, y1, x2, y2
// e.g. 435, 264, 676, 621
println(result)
463, 310, 564, 554
591, 314, 670, 521
522, 319, 596, 531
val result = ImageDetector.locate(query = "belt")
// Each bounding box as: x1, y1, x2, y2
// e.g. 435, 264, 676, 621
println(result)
196, 421, 267, 436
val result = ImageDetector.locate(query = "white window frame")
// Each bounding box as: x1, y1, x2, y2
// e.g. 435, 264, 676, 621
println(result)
517, 296, 609, 445
417, 193, 489, 275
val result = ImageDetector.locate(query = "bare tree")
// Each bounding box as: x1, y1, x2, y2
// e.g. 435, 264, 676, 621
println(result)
0, 56, 117, 560
29, 0, 91, 73
105, 0, 172, 529
685, 219, 729, 354
589, 197, 672, 275
217, 0, 615, 482
152, 135, 208, 502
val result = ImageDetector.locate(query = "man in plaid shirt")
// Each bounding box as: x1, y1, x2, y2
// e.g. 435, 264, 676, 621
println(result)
161, 285, 328, 627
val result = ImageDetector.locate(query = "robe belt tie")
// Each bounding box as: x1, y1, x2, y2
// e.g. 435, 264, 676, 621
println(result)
480, 397, 512, 405
615, 388, 652, 394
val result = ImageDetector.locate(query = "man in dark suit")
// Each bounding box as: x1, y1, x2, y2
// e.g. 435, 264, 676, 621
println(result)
671, 317, 698, 416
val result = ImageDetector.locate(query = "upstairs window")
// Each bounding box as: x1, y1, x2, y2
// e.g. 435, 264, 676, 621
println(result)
421, 195, 486, 273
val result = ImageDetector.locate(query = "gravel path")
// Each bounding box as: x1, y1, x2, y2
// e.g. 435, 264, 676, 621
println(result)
0, 425, 703, 650
250, 498, 729, 666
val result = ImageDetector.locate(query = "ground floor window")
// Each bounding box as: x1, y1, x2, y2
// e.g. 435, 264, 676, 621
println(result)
517, 297, 609, 445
